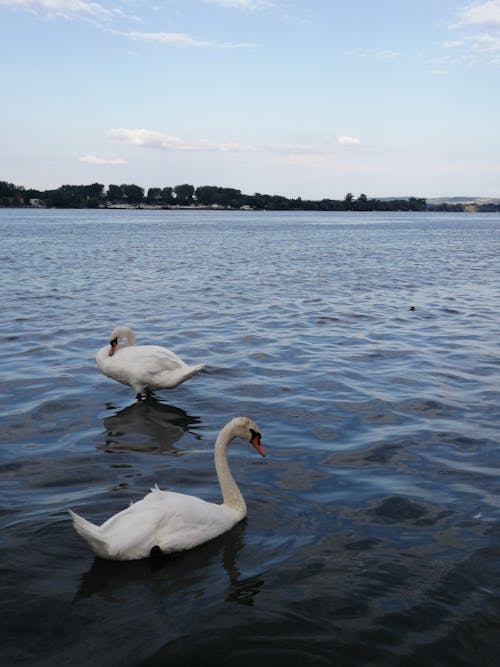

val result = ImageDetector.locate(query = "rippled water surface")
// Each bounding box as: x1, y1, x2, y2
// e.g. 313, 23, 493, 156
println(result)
1, 209, 499, 666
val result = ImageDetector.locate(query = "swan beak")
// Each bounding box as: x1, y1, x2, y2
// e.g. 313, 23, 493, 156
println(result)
109, 338, 118, 357
251, 432, 266, 458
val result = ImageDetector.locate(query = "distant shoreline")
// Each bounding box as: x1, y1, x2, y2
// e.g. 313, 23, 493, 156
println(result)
1, 203, 499, 213
2, 179, 500, 212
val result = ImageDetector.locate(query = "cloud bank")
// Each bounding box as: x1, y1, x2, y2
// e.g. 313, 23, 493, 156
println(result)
107, 127, 362, 156
203, 0, 274, 9
456, 0, 500, 28
123, 30, 256, 49
0, 0, 112, 19
79, 154, 127, 165
108, 127, 254, 152
337, 136, 361, 146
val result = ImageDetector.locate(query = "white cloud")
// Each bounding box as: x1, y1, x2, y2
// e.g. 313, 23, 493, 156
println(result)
108, 127, 351, 156
344, 48, 365, 57
123, 30, 256, 48
0, 1, 258, 46
442, 40, 465, 48
456, 1, 500, 28
79, 154, 127, 165
261, 142, 332, 155
0, 0, 112, 19
203, 0, 274, 9
108, 128, 254, 152
109, 128, 184, 149
345, 48, 400, 61
467, 30, 500, 51
337, 136, 361, 146
376, 50, 400, 59
447, 1, 500, 60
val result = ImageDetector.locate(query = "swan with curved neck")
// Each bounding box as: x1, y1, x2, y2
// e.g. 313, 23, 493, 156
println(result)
69, 417, 266, 560
96, 325, 205, 400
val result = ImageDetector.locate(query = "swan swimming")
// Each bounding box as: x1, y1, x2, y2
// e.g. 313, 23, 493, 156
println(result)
69, 417, 266, 560
96, 325, 205, 399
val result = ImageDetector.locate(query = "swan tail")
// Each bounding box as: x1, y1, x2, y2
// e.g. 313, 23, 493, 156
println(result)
159, 363, 205, 389
69, 510, 110, 558
184, 363, 205, 380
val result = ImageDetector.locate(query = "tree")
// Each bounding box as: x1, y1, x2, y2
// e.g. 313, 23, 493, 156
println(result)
174, 184, 195, 205
195, 185, 218, 206
0, 180, 24, 206
122, 184, 144, 205
355, 193, 370, 211
86, 183, 105, 199
107, 184, 124, 203
408, 197, 426, 211
161, 187, 174, 205
146, 187, 162, 203
344, 192, 354, 210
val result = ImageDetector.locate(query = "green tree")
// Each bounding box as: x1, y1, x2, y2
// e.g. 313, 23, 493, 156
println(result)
195, 185, 218, 206
122, 184, 144, 205
355, 193, 370, 211
146, 187, 162, 203
174, 184, 194, 205
0, 180, 24, 206
161, 187, 174, 205
344, 192, 354, 210
408, 197, 427, 211
107, 184, 124, 203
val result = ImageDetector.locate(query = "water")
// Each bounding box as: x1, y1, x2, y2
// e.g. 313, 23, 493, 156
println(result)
1, 208, 499, 666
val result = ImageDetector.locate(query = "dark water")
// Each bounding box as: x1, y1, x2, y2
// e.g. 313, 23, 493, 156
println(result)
1, 209, 499, 666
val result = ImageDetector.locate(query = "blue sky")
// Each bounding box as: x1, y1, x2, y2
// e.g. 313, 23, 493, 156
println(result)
1, 0, 500, 199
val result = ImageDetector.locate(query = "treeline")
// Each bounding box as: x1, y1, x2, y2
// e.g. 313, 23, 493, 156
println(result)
1, 179, 498, 212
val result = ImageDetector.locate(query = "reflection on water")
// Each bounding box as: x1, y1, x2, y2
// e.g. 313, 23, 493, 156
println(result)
101, 398, 201, 454
74, 521, 262, 606
1, 210, 500, 666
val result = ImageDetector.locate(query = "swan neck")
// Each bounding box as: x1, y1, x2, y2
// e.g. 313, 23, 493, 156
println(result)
119, 328, 136, 349
214, 424, 246, 516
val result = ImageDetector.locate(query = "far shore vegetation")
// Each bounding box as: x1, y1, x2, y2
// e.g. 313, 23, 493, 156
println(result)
1, 180, 499, 213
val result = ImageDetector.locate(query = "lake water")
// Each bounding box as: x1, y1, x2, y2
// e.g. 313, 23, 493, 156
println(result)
1, 208, 499, 666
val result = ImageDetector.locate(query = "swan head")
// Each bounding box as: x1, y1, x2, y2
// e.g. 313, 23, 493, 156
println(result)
230, 417, 266, 458
108, 326, 135, 357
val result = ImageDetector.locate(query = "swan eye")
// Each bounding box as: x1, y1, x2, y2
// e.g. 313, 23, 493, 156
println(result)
110, 337, 118, 346
250, 428, 261, 441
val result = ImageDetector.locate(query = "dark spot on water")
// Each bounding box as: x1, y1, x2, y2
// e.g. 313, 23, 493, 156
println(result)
345, 537, 384, 551
371, 496, 428, 523
365, 443, 402, 464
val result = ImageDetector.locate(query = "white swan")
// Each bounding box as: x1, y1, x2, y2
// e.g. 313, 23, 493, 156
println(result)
69, 417, 266, 561
96, 325, 205, 399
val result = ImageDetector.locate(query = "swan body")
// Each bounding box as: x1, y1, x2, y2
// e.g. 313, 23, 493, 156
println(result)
69, 417, 266, 560
96, 326, 205, 398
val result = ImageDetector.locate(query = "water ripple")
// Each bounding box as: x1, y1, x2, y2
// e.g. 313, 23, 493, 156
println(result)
1, 210, 500, 666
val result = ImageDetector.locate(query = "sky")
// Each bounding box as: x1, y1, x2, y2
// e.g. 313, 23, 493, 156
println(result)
1, 0, 500, 200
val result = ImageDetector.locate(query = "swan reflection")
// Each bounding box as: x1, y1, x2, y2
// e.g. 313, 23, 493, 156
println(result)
74, 521, 263, 607
100, 398, 201, 454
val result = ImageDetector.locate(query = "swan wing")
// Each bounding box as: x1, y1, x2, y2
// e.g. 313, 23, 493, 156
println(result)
117, 345, 186, 372
97, 342, 204, 393
94, 487, 239, 559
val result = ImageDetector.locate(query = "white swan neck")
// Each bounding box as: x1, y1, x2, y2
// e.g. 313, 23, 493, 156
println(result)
214, 423, 246, 516
118, 328, 136, 349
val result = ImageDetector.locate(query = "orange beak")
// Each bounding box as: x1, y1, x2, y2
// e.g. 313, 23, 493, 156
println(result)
251, 433, 266, 458
109, 340, 118, 357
